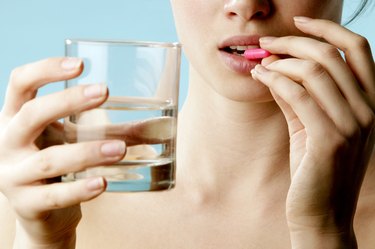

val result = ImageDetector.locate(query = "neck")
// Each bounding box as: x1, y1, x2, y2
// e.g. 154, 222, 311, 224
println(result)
176, 70, 291, 201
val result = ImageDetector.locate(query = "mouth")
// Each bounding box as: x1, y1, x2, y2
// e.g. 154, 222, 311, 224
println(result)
221, 45, 260, 56
218, 35, 261, 56
218, 35, 262, 74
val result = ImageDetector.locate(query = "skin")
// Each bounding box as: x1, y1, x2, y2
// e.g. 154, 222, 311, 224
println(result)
1, 0, 375, 248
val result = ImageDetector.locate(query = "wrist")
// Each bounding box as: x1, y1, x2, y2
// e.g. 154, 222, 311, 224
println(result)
13, 220, 76, 249
13, 233, 76, 249
288, 223, 357, 249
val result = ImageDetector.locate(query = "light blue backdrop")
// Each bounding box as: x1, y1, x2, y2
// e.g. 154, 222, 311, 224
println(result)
0, 1, 374, 108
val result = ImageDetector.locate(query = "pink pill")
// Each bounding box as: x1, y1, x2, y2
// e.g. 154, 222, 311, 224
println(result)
244, 48, 271, 60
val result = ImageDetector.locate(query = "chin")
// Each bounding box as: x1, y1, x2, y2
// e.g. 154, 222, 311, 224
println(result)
213, 76, 274, 103
189, 57, 275, 103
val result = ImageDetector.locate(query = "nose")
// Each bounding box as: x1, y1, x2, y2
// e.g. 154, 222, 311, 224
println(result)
224, 0, 271, 21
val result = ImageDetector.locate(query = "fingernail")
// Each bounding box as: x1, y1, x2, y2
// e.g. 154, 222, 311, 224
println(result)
250, 69, 256, 76
86, 177, 105, 191
101, 141, 126, 157
83, 84, 107, 99
250, 68, 258, 80
259, 36, 276, 45
254, 64, 268, 75
294, 16, 312, 23
61, 57, 82, 70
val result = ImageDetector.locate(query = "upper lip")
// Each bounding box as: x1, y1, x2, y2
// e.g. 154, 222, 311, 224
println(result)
218, 35, 261, 49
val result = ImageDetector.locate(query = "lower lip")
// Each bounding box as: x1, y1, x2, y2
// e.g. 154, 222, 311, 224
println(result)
219, 50, 260, 74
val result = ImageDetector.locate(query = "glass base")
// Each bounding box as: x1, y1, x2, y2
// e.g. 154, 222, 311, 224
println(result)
106, 180, 175, 192
62, 159, 175, 192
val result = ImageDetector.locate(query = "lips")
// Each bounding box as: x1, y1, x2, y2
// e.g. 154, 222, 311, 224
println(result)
219, 35, 261, 49
218, 35, 262, 74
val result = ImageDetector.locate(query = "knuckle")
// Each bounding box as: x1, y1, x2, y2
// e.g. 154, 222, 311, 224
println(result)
343, 123, 361, 141
290, 88, 310, 103
359, 109, 375, 131
323, 132, 349, 156
352, 34, 371, 51
9, 66, 27, 89
16, 100, 43, 131
34, 152, 54, 175
302, 61, 326, 78
17, 102, 35, 126
18, 101, 39, 123
44, 190, 61, 209
319, 44, 341, 60
8, 58, 62, 93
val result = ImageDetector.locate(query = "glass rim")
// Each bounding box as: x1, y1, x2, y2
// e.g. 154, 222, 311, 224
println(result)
65, 39, 181, 48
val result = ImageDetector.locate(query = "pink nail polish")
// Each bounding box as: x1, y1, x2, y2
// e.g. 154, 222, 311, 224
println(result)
244, 48, 271, 60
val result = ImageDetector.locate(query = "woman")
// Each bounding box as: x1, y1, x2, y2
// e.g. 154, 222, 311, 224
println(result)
1, 0, 374, 248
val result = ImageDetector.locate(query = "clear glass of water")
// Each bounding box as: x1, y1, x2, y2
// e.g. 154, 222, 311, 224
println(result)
62, 39, 181, 192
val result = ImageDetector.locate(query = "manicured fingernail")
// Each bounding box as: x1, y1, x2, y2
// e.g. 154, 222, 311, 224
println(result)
83, 84, 107, 99
259, 36, 276, 45
86, 177, 105, 191
101, 141, 126, 157
294, 16, 312, 23
61, 57, 82, 70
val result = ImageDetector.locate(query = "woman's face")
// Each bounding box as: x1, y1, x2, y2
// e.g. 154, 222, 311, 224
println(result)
170, 0, 343, 102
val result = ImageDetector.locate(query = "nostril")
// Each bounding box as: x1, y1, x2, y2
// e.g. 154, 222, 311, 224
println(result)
224, 0, 272, 21
227, 11, 237, 18
254, 11, 266, 18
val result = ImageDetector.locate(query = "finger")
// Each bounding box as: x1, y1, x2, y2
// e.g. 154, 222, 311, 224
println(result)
35, 121, 64, 149
293, 17, 375, 95
266, 59, 359, 137
64, 116, 176, 146
261, 54, 281, 67
2, 57, 83, 117
5, 84, 108, 148
15, 177, 107, 216
260, 35, 372, 127
251, 64, 339, 141
267, 89, 305, 175
12, 140, 126, 184
267, 88, 303, 136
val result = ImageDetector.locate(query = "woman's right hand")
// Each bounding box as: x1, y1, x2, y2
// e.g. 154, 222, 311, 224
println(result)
0, 57, 126, 248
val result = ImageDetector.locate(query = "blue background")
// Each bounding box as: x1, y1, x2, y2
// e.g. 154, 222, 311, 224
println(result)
0, 0, 374, 107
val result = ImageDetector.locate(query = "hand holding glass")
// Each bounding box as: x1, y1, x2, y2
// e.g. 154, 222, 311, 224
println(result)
62, 40, 181, 192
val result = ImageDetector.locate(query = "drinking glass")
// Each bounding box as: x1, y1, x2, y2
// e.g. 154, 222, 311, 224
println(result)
62, 39, 181, 192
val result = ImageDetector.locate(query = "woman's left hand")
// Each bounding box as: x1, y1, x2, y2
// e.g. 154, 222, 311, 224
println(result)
252, 17, 375, 248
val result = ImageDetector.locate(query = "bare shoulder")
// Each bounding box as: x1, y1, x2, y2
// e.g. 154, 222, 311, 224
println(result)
0, 192, 16, 249
354, 153, 375, 249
